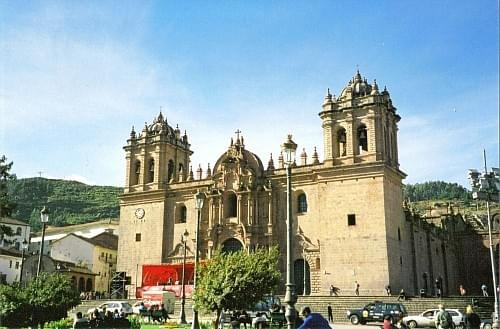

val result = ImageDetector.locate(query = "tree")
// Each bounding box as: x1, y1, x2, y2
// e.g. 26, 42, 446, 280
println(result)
0, 284, 30, 327
193, 247, 281, 329
0, 155, 17, 218
23, 273, 80, 328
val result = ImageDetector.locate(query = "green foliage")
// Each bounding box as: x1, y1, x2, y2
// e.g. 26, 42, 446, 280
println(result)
24, 272, 80, 327
0, 283, 30, 327
404, 181, 471, 202
45, 317, 73, 329
194, 247, 281, 328
0, 273, 80, 328
0, 155, 17, 218
128, 314, 142, 329
7, 177, 121, 230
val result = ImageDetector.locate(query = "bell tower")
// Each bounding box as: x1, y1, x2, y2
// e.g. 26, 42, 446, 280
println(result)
319, 70, 400, 168
123, 112, 193, 193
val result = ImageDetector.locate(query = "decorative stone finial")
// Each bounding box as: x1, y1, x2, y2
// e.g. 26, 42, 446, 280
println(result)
278, 151, 284, 169
267, 153, 275, 171
300, 148, 307, 166
206, 163, 212, 178
312, 146, 319, 164
196, 164, 203, 180
187, 166, 194, 181
130, 126, 136, 139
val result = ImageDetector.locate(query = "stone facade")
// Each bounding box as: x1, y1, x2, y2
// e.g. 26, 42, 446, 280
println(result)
117, 71, 458, 296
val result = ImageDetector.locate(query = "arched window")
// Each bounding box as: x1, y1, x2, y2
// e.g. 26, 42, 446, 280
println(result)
167, 160, 174, 182
337, 128, 347, 156
86, 278, 93, 292
357, 125, 368, 153
78, 277, 85, 292
224, 192, 237, 218
176, 205, 187, 223
178, 163, 184, 175
297, 193, 307, 213
147, 159, 155, 183
133, 160, 141, 185
16, 227, 22, 235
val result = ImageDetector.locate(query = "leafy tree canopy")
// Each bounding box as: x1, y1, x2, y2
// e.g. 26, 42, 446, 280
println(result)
403, 181, 471, 202
0, 155, 17, 218
7, 177, 120, 231
0, 273, 80, 328
194, 247, 281, 328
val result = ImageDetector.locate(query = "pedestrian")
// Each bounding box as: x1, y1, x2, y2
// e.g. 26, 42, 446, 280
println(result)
385, 285, 392, 296
330, 284, 335, 296
397, 289, 406, 301
435, 304, 453, 329
298, 306, 331, 329
481, 284, 488, 296
459, 285, 466, 296
383, 315, 393, 329
327, 304, 333, 323
355, 281, 360, 296
464, 305, 481, 329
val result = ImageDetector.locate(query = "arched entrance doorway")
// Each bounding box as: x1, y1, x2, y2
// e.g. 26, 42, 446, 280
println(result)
294, 259, 310, 295
221, 238, 244, 253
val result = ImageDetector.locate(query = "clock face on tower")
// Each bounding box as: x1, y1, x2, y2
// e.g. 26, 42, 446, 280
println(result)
135, 208, 145, 219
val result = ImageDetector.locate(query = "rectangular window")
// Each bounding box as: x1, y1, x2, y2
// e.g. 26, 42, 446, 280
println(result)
135, 233, 141, 242
9, 260, 12, 268
15, 262, 19, 269
347, 214, 356, 226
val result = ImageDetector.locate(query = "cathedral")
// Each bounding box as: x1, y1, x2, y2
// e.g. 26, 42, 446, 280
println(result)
117, 71, 459, 297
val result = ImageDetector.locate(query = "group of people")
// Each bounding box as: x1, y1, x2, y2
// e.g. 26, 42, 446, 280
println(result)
73, 310, 130, 329
435, 304, 481, 329
137, 302, 171, 323
80, 291, 107, 300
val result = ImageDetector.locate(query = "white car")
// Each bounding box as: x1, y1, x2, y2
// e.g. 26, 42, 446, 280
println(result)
87, 301, 133, 316
403, 309, 464, 329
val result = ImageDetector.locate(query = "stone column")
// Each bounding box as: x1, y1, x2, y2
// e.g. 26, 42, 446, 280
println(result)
248, 193, 253, 225
218, 197, 223, 225
268, 192, 273, 225
208, 198, 213, 228
237, 195, 242, 224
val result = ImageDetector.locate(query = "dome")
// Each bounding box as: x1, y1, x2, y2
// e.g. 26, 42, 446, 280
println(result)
212, 136, 264, 177
338, 70, 375, 100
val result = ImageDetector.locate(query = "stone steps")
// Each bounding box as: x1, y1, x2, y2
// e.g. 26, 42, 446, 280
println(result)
72, 295, 494, 324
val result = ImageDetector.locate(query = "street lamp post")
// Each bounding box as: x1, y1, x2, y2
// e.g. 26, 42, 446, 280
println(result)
19, 239, 28, 284
468, 150, 500, 328
303, 247, 307, 296
192, 191, 206, 329
281, 134, 298, 329
37, 206, 50, 277
179, 229, 189, 324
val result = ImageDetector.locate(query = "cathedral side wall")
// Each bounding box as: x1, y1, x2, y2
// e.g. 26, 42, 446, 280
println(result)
383, 172, 413, 294
296, 174, 389, 295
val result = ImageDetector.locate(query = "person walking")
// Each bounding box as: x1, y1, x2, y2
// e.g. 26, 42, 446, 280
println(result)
459, 285, 466, 296
435, 304, 453, 329
385, 285, 391, 296
355, 281, 360, 296
481, 284, 488, 296
327, 304, 333, 323
464, 305, 481, 329
397, 289, 406, 301
298, 306, 331, 329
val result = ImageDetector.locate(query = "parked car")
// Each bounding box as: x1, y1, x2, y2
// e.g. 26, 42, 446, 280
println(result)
87, 301, 133, 316
347, 301, 407, 325
480, 319, 492, 329
402, 309, 464, 329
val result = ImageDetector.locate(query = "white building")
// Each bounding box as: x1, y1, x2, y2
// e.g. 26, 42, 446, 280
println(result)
0, 248, 22, 284
0, 218, 31, 251
29, 219, 118, 255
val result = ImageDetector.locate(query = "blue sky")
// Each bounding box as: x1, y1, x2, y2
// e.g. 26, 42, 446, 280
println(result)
1, 1, 498, 187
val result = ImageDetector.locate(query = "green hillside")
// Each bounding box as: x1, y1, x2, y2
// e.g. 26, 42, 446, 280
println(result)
7, 177, 121, 231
